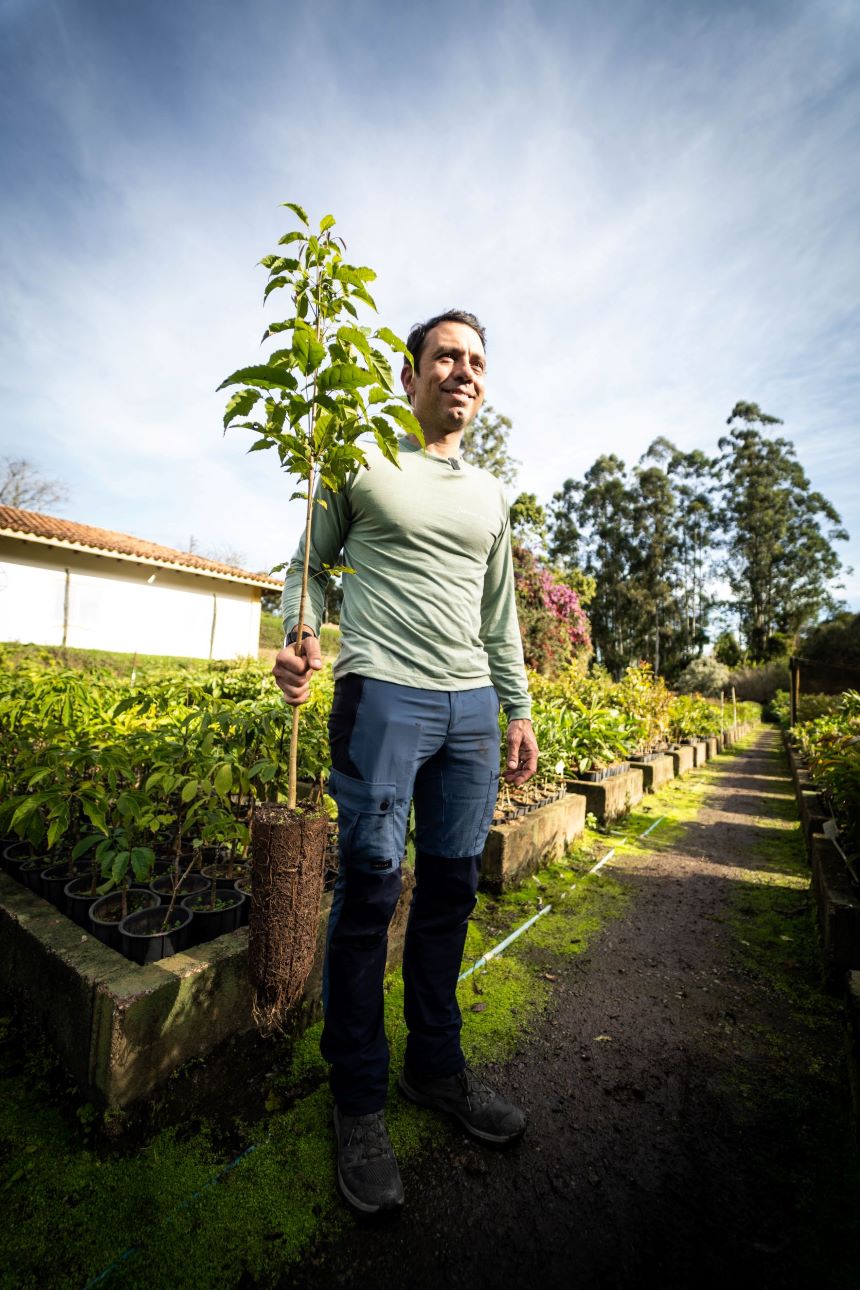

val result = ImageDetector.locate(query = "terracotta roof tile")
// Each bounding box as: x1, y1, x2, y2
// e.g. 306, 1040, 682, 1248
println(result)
0, 507, 282, 588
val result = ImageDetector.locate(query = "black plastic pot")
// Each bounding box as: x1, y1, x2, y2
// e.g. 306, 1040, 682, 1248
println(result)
579, 769, 606, 783
149, 872, 210, 900
2, 840, 32, 881
200, 863, 246, 892
119, 905, 193, 964
234, 876, 252, 926
64, 875, 101, 928
20, 858, 49, 892
181, 890, 246, 945
90, 889, 160, 951
40, 862, 86, 910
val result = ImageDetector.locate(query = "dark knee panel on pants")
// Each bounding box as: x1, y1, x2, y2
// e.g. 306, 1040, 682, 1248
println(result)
322, 866, 403, 1115
411, 850, 480, 915
328, 866, 403, 947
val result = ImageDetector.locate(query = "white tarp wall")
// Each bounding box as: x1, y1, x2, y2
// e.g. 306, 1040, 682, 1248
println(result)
0, 543, 263, 660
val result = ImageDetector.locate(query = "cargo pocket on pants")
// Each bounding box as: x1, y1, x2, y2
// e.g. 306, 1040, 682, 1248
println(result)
470, 770, 500, 855
328, 768, 400, 873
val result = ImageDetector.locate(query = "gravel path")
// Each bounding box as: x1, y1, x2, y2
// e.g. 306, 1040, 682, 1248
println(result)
293, 731, 860, 1290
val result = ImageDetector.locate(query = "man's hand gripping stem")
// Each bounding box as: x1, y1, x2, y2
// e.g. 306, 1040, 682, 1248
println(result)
272, 630, 322, 706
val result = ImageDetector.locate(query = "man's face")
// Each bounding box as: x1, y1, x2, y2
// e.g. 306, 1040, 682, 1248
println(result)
401, 321, 486, 435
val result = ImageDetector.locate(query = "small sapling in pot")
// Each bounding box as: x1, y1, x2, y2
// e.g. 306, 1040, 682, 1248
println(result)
219, 202, 421, 1030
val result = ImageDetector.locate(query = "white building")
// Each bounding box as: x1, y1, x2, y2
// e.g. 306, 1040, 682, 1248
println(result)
0, 507, 282, 660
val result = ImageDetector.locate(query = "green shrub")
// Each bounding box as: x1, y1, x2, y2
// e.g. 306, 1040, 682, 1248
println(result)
674, 656, 731, 698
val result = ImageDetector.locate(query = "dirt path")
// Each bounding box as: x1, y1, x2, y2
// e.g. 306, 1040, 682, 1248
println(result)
294, 731, 860, 1290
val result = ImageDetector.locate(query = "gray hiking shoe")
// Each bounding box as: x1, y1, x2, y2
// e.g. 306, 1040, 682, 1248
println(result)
398, 1065, 526, 1144
333, 1106, 404, 1214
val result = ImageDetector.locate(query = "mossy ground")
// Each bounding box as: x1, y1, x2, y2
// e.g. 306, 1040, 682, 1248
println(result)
0, 834, 627, 1289
5, 729, 854, 1288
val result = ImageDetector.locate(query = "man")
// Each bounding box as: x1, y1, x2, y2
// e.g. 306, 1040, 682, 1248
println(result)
274, 309, 538, 1215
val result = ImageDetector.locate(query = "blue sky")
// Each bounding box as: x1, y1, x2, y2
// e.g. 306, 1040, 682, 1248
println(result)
1, 0, 858, 615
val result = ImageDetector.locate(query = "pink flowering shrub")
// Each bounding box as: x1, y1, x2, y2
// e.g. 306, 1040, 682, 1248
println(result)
537, 570, 592, 652
513, 544, 592, 676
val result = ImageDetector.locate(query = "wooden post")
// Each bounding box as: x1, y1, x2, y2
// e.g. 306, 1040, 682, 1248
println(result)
789, 657, 800, 728
731, 685, 738, 730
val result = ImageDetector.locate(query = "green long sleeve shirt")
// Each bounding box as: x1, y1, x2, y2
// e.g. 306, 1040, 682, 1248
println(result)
280, 437, 531, 720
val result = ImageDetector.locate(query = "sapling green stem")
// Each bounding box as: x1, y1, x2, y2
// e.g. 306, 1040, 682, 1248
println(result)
287, 466, 317, 809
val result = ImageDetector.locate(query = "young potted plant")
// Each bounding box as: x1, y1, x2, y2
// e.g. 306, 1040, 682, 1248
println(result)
179, 788, 247, 946
218, 202, 421, 1029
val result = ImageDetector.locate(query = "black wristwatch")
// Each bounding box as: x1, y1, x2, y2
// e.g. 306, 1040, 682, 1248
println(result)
285, 627, 316, 646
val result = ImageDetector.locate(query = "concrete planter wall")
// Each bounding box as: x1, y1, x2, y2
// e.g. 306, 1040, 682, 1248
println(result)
0, 868, 415, 1108
566, 767, 644, 823
810, 834, 860, 989
480, 794, 586, 893
691, 740, 708, 767
629, 753, 675, 791
668, 745, 695, 777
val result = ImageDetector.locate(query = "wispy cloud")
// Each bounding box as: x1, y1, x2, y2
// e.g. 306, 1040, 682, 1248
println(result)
1, 0, 858, 603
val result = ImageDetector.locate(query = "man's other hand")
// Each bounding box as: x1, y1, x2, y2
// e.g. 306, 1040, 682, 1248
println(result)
271, 633, 322, 705
504, 718, 539, 785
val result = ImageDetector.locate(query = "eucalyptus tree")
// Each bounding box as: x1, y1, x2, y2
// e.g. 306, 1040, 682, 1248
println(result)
630, 457, 679, 676
548, 455, 638, 676
510, 491, 547, 552
640, 437, 719, 669
219, 203, 422, 806
718, 402, 847, 661
460, 404, 519, 486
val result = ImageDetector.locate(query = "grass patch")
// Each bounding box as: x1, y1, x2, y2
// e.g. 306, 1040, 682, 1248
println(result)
259, 611, 283, 650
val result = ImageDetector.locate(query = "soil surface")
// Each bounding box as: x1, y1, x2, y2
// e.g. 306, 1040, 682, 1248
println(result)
291, 730, 860, 1290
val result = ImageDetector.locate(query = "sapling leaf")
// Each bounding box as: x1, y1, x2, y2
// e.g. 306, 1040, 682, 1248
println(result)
350, 283, 377, 311
314, 496, 328, 509
319, 214, 336, 233
318, 363, 376, 393
282, 201, 309, 225
181, 778, 198, 803
277, 231, 305, 246
263, 275, 289, 301
130, 850, 152, 882
214, 763, 233, 797
217, 364, 302, 392
292, 330, 327, 376
223, 389, 261, 429
371, 418, 403, 468
82, 803, 108, 833
375, 327, 412, 360
337, 325, 373, 360
262, 320, 298, 342
72, 834, 102, 861
111, 852, 129, 885
381, 402, 425, 443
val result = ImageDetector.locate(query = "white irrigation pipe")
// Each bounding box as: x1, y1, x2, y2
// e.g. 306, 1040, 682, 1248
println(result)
457, 815, 667, 982
457, 905, 553, 981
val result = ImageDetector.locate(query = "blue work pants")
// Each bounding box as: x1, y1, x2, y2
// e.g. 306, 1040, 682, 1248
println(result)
321, 675, 500, 1115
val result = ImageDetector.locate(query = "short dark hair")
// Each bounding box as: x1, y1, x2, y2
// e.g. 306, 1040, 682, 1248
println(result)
405, 309, 486, 373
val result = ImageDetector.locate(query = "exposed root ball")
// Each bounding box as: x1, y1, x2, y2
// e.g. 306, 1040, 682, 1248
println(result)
249, 802, 328, 1035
